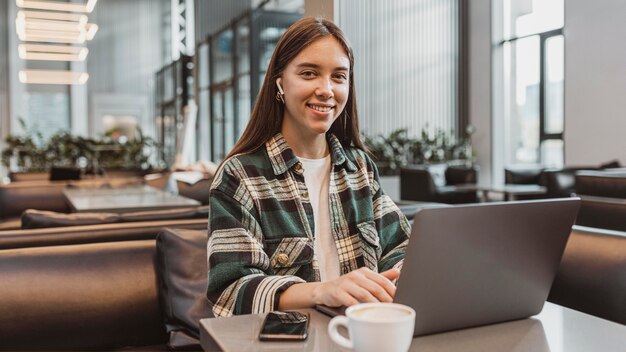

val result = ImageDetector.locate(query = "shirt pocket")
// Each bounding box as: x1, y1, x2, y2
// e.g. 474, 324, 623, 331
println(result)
265, 236, 314, 276
357, 221, 382, 270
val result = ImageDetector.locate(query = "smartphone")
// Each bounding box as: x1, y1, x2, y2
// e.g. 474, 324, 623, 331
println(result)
258, 311, 310, 341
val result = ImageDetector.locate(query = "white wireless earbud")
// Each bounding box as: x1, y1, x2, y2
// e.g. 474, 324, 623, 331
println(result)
276, 78, 285, 95
275, 78, 285, 103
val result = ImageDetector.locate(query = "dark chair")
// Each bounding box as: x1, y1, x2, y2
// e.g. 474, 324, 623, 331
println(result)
400, 165, 478, 204
177, 177, 213, 205
504, 167, 544, 185
49, 167, 82, 181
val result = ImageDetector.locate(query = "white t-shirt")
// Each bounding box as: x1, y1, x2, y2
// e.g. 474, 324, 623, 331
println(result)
298, 155, 340, 282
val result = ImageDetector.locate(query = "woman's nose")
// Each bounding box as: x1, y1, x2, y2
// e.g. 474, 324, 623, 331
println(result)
315, 78, 334, 100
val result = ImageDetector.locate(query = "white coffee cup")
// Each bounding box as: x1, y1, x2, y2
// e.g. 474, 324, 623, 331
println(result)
327, 302, 415, 352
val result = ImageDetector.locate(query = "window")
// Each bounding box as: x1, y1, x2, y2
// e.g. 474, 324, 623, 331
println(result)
497, 0, 564, 168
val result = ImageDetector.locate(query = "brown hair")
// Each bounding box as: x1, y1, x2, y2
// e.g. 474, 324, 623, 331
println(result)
223, 16, 365, 160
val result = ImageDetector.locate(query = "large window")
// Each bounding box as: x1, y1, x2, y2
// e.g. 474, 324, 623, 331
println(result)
194, 10, 300, 162
498, 0, 564, 167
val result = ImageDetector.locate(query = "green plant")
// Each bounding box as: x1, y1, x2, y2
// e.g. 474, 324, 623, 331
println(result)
410, 125, 476, 165
363, 128, 413, 176
1, 121, 155, 173
363, 126, 476, 175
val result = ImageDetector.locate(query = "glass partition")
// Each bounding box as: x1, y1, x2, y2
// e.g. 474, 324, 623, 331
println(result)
195, 10, 301, 162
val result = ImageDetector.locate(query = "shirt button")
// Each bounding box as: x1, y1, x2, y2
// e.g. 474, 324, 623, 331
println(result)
302, 191, 309, 199
276, 253, 290, 266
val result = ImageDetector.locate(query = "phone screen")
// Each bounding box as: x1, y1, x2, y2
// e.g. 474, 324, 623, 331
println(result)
258, 311, 310, 341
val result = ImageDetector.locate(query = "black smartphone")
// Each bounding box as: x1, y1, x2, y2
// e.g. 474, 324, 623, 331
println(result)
258, 311, 310, 341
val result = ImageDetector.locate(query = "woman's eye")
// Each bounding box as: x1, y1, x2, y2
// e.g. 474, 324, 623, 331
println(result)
334, 74, 347, 81
300, 71, 316, 78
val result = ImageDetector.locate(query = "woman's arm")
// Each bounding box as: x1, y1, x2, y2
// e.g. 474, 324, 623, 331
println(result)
278, 267, 401, 310
207, 170, 305, 317
363, 153, 411, 272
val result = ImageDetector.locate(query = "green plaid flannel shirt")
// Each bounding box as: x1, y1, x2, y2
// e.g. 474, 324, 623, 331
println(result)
207, 133, 411, 317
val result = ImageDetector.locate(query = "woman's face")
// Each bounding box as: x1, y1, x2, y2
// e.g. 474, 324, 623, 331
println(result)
279, 36, 350, 139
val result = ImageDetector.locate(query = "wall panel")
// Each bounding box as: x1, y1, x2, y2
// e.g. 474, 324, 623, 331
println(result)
336, 0, 460, 139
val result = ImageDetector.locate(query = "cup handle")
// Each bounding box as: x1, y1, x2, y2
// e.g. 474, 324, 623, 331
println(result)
328, 316, 353, 350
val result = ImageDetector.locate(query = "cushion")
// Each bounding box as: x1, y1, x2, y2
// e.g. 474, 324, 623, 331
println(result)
21, 210, 121, 229
156, 228, 213, 350
426, 164, 447, 187
21, 206, 209, 229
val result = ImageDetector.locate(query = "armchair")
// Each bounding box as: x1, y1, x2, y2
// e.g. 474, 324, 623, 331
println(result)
400, 165, 478, 204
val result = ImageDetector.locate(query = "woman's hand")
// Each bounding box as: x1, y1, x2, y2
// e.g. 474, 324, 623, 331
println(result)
278, 267, 401, 310
312, 267, 401, 307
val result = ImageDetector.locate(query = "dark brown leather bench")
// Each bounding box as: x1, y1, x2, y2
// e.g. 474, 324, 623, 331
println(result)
548, 225, 626, 325
0, 220, 209, 351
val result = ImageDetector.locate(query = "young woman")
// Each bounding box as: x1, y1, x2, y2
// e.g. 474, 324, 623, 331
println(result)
207, 17, 411, 317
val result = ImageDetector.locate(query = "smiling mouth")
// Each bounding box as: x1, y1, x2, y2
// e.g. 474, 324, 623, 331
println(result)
307, 104, 334, 113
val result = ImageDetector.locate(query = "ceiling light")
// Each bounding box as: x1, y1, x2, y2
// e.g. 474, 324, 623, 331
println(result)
19, 29, 86, 44
24, 18, 83, 32
16, 0, 98, 14
20, 43, 86, 54
85, 23, 98, 40
19, 69, 89, 85
19, 10, 88, 23
19, 44, 88, 61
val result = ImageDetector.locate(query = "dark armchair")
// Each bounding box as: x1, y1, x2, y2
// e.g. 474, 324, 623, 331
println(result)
400, 165, 478, 204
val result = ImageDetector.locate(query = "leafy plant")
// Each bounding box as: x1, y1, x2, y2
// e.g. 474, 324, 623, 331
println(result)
1, 121, 156, 173
363, 126, 476, 176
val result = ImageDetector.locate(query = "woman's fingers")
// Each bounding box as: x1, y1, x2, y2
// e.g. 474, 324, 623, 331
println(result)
346, 284, 379, 304
380, 268, 401, 281
337, 290, 360, 307
362, 269, 397, 298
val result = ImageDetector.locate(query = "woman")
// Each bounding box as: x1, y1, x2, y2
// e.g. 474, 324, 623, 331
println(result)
207, 17, 411, 317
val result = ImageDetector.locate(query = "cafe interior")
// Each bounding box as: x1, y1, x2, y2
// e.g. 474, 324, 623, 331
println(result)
0, 0, 624, 350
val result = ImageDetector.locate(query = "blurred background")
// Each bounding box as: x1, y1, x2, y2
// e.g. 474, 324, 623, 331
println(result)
0, 0, 624, 188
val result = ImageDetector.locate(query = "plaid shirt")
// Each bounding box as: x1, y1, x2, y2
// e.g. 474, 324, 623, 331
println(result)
207, 133, 411, 317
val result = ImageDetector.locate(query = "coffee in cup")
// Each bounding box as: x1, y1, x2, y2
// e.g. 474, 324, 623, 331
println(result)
328, 302, 415, 352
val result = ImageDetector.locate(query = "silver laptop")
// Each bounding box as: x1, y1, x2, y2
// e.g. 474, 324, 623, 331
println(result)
318, 198, 580, 336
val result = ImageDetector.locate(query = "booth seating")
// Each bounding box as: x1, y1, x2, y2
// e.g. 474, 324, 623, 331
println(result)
0, 181, 71, 230
20, 206, 208, 229
0, 174, 204, 230
548, 226, 626, 325
0, 220, 208, 351
1, 210, 624, 351
504, 160, 623, 199
400, 165, 479, 204
573, 170, 626, 231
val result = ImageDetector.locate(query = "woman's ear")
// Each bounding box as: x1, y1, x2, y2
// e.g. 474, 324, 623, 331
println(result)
275, 78, 285, 104
275, 78, 285, 95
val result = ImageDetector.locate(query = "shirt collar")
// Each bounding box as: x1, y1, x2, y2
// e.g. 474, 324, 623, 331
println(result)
266, 133, 358, 176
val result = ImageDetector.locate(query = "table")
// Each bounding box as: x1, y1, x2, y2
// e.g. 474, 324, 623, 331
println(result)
448, 183, 547, 201
199, 302, 626, 352
62, 185, 200, 213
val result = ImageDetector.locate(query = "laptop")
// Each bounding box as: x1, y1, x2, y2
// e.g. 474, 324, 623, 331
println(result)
317, 198, 580, 336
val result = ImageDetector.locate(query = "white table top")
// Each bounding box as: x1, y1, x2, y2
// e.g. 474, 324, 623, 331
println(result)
62, 184, 200, 213
199, 302, 626, 352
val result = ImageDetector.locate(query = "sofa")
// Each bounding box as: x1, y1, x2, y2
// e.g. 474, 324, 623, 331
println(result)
1, 220, 624, 350
0, 178, 146, 230
570, 170, 626, 231
504, 161, 623, 199
548, 225, 626, 325
400, 165, 478, 204
0, 220, 209, 351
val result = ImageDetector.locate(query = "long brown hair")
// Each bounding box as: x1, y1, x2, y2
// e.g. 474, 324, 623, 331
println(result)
223, 17, 365, 160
